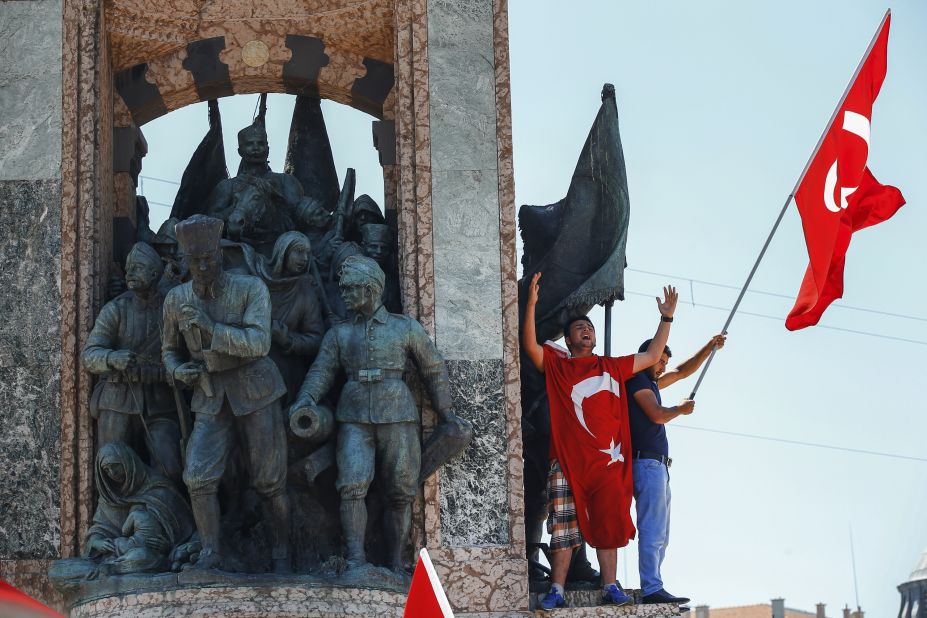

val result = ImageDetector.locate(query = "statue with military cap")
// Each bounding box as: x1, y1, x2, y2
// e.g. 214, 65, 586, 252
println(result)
82, 241, 182, 482
161, 215, 291, 573
291, 255, 469, 573
204, 119, 305, 249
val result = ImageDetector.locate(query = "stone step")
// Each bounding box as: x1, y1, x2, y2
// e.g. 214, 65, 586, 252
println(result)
529, 589, 682, 616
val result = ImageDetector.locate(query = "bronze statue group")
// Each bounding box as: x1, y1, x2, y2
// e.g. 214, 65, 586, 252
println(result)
52, 110, 471, 586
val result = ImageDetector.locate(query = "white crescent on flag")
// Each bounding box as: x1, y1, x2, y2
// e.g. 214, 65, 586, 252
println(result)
570, 372, 622, 438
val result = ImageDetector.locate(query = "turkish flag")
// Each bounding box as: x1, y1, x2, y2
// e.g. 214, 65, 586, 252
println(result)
543, 343, 636, 549
403, 549, 454, 618
787, 12, 905, 330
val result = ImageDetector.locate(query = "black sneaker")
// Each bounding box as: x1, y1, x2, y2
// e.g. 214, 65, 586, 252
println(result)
641, 589, 691, 605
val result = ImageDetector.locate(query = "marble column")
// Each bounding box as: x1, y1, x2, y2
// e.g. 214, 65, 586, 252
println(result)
422, 0, 528, 612
0, 0, 65, 602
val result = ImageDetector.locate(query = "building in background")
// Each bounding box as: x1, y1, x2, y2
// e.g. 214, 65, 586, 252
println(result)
685, 598, 864, 618
898, 548, 927, 618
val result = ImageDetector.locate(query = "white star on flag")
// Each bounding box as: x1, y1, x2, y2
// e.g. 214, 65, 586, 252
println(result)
599, 438, 624, 466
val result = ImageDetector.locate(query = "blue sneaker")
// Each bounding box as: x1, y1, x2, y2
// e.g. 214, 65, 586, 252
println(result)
538, 589, 567, 611
601, 583, 633, 606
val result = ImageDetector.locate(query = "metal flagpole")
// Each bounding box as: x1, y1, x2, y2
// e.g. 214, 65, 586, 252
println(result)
604, 300, 613, 356
689, 9, 891, 400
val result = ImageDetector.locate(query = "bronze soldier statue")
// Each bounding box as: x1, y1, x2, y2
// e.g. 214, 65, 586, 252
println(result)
82, 242, 182, 482
291, 256, 454, 573
204, 120, 306, 248
161, 215, 291, 573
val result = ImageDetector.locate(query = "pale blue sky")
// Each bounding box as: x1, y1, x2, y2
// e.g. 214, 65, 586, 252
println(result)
140, 2, 926, 615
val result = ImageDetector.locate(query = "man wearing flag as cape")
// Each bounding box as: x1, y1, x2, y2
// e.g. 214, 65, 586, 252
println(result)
522, 272, 678, 610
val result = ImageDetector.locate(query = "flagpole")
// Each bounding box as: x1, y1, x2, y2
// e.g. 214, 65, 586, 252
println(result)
688, 9, 891, 400
604, 300, 613, 356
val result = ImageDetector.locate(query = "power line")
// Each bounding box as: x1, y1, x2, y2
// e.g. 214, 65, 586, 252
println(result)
622, 290, 927, 347
673, 424, 927, 463
138, 175, 181, 186
627, 267, 927, 324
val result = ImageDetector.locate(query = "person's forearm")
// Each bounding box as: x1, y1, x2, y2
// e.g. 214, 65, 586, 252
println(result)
522, 299, 544, 370
633, 318, 672, 373
674, 340, 715, 379
643, 402, 687, 425
656, 405, 685, 425
647, 319, 672, 360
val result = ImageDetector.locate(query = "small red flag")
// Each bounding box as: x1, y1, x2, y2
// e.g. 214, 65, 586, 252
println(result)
787, 12, 905, 330
0, 580, 63, 617
542, 343, 636, 549
403, 548, 454, 618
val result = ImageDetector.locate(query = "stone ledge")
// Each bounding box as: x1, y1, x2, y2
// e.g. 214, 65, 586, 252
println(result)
68, 579, 409, 618
529, 590, 681, 617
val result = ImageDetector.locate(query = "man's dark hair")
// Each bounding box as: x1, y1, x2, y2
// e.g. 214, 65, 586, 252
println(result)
563, 315, 594, 339
638, 338, 672, 358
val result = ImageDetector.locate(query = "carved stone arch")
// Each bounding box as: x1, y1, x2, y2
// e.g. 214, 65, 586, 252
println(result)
106, 0, 397, 124
113, 40, 396, 127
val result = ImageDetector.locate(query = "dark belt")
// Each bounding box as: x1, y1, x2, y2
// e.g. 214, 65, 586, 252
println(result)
633, 450, 672, 468
348, 369, 405, 383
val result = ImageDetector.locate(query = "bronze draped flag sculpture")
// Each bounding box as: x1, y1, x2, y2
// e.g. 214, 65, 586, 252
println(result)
518, 83, 631, 344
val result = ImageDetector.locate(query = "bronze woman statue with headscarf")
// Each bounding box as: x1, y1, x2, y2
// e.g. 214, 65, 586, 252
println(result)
256, 231, 325, 402
85, 442, 194, 575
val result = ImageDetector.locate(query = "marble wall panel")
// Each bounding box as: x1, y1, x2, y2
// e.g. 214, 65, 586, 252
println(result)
439, 359, 508, 546
431, 555, 528, 614
0, 180, 63, 367
0, 362, 61, 559
432, 169, 504, 359
0, 180, 62, 560
427, 0, 503, 361
0, 0, 64, 181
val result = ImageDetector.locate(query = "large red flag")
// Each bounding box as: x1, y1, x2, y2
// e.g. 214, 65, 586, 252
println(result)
543, 343, 636, 549
403, 549, 454, 618
786, 12, 905, 330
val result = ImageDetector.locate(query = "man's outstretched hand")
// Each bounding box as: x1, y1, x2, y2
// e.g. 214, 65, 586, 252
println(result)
527, 272, 541, 306
656, 285, 678, 318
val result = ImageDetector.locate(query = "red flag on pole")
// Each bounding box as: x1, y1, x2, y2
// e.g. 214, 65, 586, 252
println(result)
542, 342, 636, 549
403, 549, 454, 618
786, 11, 905, 330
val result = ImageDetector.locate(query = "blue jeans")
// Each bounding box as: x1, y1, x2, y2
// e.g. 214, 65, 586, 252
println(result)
633, 458, 671, 595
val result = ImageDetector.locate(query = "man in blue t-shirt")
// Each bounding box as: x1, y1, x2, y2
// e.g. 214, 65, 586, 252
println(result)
625, 334, 725, 605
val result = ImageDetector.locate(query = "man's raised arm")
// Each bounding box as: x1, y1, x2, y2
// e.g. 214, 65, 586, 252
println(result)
632, 286, 678, 374
657, 334, 726, 389
522, 272, 545, 373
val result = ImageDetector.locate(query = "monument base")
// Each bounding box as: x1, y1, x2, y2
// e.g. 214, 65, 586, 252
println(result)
56, 567, 411, 618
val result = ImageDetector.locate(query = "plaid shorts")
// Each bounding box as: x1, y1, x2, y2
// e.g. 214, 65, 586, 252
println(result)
546, 459, 583, 551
